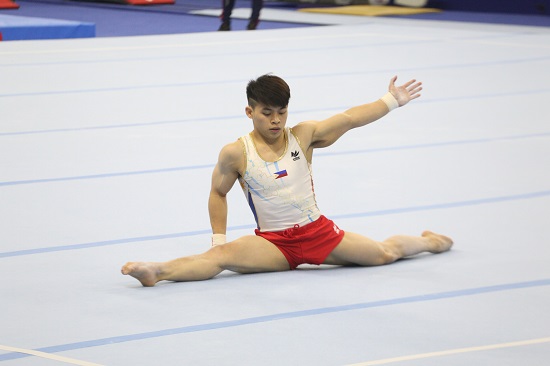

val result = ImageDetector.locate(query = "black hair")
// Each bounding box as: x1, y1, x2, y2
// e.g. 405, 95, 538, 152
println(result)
246, 74, 291, 108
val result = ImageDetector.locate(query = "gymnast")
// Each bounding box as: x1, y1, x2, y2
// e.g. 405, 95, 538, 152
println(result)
122, 74, 453, 287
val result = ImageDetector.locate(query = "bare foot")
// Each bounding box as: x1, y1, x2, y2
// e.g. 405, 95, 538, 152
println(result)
121, 262, 160, 287
422, 231, 453, 253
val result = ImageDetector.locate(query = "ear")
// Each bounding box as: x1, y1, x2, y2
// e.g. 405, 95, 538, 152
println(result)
245, 105, 254, 119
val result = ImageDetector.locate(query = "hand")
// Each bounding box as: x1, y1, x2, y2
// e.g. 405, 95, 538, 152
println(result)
388, 76, 422, 107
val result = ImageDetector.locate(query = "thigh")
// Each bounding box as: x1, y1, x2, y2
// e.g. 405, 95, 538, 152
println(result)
215, 235, 290, 273
323, 231, 392, 266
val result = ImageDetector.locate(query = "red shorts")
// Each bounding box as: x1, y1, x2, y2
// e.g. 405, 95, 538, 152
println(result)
255, 215, 345, 270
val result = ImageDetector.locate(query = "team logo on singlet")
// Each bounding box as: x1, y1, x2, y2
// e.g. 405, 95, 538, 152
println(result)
291, 150, 300, 161
274, 170, 288, 179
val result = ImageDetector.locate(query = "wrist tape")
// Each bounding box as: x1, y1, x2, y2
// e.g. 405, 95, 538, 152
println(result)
211, 234, 227, 246
380, 92, 399, 111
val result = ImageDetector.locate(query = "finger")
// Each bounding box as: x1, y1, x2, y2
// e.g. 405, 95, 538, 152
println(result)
407, 81, 422, 91
402, 79, 417, 89
409, 86, 423, 95
389, 75, 398, 88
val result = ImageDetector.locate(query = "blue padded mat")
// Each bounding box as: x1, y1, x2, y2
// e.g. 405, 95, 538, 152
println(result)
0, 14, 95, 40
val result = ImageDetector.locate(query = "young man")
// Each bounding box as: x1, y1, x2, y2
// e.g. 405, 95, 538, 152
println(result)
122, 74, 453, 287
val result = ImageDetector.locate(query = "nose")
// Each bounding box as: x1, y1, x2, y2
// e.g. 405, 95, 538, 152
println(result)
271, 114, 280, 124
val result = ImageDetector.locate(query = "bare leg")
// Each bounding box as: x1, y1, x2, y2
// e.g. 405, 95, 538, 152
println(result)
324, 230, 453, 266
121, 255, 225, 287
121, 235, 290, 287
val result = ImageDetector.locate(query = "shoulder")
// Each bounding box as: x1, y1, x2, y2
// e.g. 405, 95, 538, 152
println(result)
217, 139, 245, 174
219, 139, 244, 158
290, 121, 320, 155
290, 121, 317, 146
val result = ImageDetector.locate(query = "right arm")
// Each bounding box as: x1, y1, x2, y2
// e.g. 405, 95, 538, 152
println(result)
293, 76, 422, 158
208, 141, 244, 243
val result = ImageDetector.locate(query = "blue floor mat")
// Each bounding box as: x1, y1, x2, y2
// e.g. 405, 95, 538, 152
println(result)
1, 0, 549, 39
0, 0, 318, 37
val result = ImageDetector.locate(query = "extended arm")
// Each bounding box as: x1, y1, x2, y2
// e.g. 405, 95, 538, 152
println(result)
304, 76, 422, 149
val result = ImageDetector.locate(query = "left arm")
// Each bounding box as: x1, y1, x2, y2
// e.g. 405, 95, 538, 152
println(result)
298, 76, 422, 150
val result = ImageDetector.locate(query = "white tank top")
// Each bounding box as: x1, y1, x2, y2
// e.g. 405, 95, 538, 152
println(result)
238, 128, 321, 232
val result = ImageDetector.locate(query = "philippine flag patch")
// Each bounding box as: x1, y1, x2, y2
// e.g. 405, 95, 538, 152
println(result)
274, 170, 288, 179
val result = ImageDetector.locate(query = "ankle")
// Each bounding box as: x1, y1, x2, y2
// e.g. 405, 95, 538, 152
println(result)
219, 21, 230, 31
247, 19, 259, 30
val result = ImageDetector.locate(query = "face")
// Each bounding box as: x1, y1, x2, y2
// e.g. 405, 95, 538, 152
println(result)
246, 103, 288, 142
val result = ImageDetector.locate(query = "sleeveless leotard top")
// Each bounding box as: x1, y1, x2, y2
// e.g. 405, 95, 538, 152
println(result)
238, 128, 321, 232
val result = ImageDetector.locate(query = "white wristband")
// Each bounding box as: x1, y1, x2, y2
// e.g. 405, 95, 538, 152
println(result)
380, 92, 399, 112
211, 234, 227, 246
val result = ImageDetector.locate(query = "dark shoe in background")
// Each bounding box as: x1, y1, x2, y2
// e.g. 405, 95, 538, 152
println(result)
218, 21, 231, 31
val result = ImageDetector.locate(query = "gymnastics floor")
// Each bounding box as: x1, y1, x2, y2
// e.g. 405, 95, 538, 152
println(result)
1, 14, 549, 366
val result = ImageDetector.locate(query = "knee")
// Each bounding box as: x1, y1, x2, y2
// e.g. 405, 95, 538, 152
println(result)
375, 250, 398, 266
377, 246, 400, 265
206, 243, 228, 259
359, 246, 398, 266
205, 241, 239, 270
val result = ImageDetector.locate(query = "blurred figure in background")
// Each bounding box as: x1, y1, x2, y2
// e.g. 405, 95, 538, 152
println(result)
219, 0, 263, 31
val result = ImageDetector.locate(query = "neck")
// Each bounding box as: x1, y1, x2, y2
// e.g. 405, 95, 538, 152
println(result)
250, 129, 287, 162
